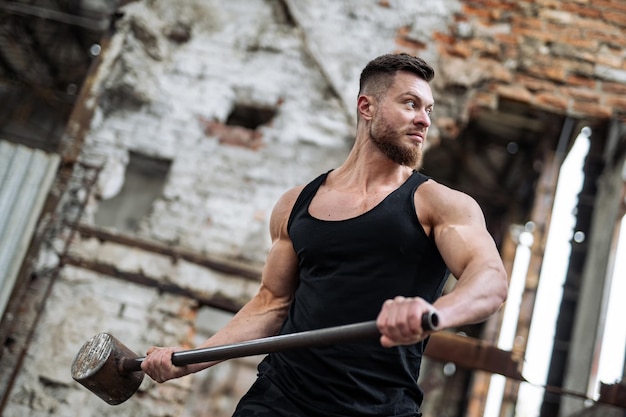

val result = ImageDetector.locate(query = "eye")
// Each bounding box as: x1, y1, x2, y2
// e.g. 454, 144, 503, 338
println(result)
406, 100, 416, 109
426, 107, 433, 115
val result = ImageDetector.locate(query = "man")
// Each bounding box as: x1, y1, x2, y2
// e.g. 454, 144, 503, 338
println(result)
142, 53, 508, 416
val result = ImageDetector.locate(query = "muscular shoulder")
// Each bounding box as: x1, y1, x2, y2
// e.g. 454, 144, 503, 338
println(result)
269, 185, 306, 239
415, 180, 485, 231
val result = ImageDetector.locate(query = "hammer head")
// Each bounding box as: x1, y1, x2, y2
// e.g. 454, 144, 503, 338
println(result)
71, 333, 144, 405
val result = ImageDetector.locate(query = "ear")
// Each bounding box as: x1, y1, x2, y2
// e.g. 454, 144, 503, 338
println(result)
357, 95, 375, 121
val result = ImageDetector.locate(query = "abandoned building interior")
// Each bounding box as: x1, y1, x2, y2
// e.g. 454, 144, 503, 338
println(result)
0, 0, 625, 416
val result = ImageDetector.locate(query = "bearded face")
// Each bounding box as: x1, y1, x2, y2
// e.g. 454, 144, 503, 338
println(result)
369, 111, 423, 168
362, 72, 433, 168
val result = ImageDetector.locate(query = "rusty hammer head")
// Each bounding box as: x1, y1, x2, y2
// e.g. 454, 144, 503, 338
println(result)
71, 333, 144, 405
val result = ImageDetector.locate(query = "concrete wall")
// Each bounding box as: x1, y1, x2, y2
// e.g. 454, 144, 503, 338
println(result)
3, 0, 626, 416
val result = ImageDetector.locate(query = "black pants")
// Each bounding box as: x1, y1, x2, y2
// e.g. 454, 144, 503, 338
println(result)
233, 375, 306, 417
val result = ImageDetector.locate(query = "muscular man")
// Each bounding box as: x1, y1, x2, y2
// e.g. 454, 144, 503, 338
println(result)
142, 53, 508, 416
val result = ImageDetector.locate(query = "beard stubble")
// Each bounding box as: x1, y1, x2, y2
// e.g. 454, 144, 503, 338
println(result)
369, 117, 423, 168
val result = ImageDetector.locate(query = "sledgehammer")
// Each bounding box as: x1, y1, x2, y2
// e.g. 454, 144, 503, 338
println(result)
71, 311, 439, 405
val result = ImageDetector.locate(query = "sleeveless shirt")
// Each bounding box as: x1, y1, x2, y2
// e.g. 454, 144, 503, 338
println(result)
234, 170, 449, 417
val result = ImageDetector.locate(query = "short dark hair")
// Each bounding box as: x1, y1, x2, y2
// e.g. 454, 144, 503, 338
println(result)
358, 53, 435, 98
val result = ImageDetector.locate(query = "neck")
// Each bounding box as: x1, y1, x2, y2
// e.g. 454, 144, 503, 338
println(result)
330, 128, 414, 192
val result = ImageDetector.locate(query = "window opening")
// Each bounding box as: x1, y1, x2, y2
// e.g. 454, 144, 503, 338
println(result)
484, 223, 534, 417
225, 103, 276, 130
595, 213, 626, 393
94, 152, 171, 233
516, 127, 591, 417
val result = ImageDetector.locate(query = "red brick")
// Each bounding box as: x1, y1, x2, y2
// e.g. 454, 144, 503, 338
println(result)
446, 42, 474, 58
571, 101, 612, 119
523, 61, 568, 83
565, 74, 596, 89
551, 26, 585, 42
534, 93, 569, 113
395, 26, 427, 51
592, 0, 626, 13
483, 59, 513, 82
561, 3, 601, 19
516, 74, 558, 92
603, 10, 626, 28
496, 84, 533, 103
604, 95, 626, 113
601, 81, 626, 95
469, 38, 501, 58
561, 87, 600, 103
535, 0, 561, 8
514, 27, 556, 42
395, 30, 426, 50
454, 13, 469, 23
472, 91, 498, 110
554, 24, 586, 37
576, 17, 621, 33
512, 15, 544, 30
570, 37, 602, 51
433, 31, 455, 45
494, 31, 518, 44
585, 29, 626, 49
462, 4, 492, 20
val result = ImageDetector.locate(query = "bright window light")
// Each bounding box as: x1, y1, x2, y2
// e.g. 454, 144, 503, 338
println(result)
596, 214, 626, 390
484, 225, 533, 417
516, 127, 590, 417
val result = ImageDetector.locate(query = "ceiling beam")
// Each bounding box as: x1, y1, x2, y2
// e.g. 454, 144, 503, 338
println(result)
0, 1, 109, 30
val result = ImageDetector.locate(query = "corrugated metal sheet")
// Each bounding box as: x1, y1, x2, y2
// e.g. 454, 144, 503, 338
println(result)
0, 140, 60, 317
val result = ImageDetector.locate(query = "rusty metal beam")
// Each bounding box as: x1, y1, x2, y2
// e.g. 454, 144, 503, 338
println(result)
63, 255, 246, 313
0, 1, 109, 30
425, 332, 524, 381
57, 25, 113, 163
599, 382, 626, 410
425, 333, 626, 410
73, 223, 262, 281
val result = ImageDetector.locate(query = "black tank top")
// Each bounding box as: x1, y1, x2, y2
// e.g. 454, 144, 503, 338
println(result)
253, 171, 448, 417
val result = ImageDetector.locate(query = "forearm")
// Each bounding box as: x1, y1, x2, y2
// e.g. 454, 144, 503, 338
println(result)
185, 291, 291, 373
433, 261, 507, 330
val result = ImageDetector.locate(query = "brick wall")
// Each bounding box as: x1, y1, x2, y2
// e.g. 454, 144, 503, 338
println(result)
429, 0, 626, 135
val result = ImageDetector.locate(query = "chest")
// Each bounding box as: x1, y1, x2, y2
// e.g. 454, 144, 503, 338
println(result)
308, 187, 401, 221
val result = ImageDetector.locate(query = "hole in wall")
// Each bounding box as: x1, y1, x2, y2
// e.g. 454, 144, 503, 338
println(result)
225, 103, 276, 130
94, 152, 171, 233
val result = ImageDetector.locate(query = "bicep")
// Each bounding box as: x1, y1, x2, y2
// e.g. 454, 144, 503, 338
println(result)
256, 233, 299, 308
245, 188, 302, 320
431, 191, 501, 279
421, 188, 507, 327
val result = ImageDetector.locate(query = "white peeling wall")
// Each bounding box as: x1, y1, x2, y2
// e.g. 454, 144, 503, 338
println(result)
83, 0, 353, 264
80, 0, 460, 263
